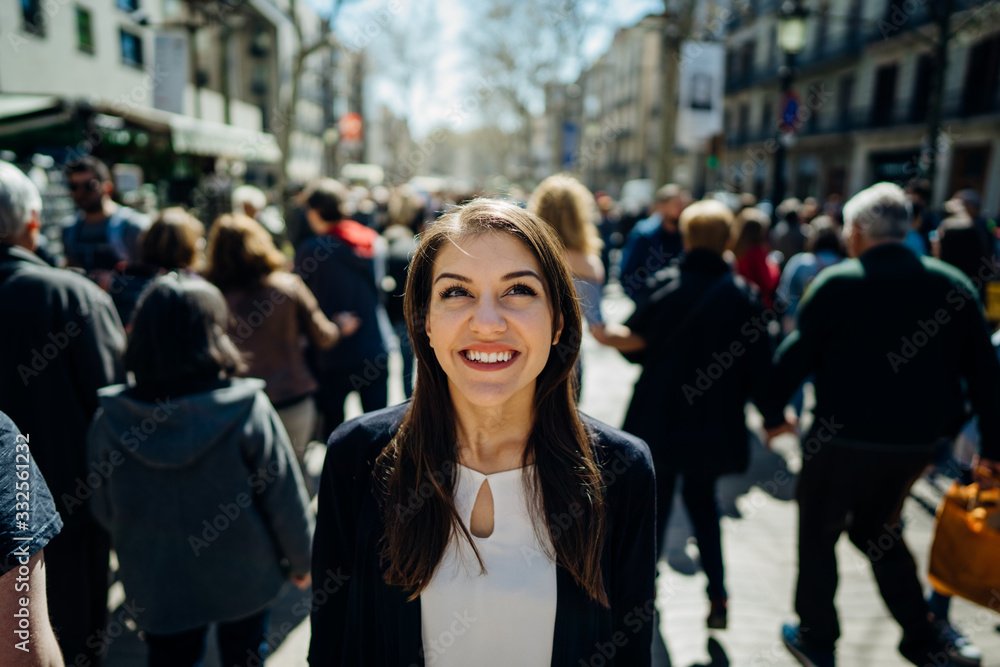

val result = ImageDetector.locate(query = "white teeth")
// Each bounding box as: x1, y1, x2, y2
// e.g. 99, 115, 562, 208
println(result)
465, 351, 513, 363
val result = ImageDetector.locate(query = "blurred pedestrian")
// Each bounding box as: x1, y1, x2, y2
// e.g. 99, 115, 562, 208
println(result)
112, 206, 205, 327
87, 274, 314, 667
0, 410, 64, 667
205, 213, 357, 494
948, 189, 997, 264
775, 216, 847, 419
595, 191, 621, 279
383, 186, 425, 399
764, 182, 1000, 667
592, 200, 773, 631
619, 183, 690, 303
0, 160, 125, 665
295, 179, 392, 440
936, 213, 993, 304
731, 207, 780, 309
776, 215, 846, 331
233, 184, 286, 240
905, 178, 940, 253
769, 197, 807, 268
61, 156, 149, 289
528, 174, 605, 399
309, 199, 655, 666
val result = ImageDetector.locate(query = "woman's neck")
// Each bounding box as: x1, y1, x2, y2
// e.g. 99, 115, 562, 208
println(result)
451, 398, 534, 475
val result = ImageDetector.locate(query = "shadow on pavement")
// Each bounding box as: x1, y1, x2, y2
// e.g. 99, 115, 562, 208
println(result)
103, 581, 311, 666
687, 637, 729, 667
662, 430, 796, 579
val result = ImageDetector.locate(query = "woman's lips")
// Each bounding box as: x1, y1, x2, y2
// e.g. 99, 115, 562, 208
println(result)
459, 349, 519, 370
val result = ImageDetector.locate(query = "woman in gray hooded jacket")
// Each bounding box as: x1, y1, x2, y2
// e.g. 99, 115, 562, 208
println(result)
87, 273, 314, 667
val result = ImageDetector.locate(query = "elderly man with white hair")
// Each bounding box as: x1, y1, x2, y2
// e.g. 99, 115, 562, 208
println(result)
762, 182, 1000, 667
0, 160, 125, 666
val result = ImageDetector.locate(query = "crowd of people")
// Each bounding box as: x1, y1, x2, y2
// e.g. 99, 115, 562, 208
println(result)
0, 154, 998, 667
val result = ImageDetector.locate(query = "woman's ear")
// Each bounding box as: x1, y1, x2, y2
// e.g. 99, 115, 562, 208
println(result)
552, 314, 564, 345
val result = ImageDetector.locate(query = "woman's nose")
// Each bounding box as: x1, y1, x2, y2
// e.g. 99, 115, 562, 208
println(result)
469, 296, 506, 333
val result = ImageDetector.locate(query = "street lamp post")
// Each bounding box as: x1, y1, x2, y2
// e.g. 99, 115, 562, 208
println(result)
770, 0, 807, 219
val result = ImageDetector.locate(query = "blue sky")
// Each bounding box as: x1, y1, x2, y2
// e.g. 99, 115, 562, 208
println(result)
312, 0, 663, 137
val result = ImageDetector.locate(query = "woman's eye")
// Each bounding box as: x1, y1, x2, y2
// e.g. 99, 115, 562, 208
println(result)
439, 285, 470, 299
507, 283, 538, 296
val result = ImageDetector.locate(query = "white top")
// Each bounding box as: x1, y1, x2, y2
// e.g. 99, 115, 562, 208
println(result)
420, 463, 558, 666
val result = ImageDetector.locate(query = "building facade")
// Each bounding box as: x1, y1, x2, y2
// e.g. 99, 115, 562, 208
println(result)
721, 0, 1000, 211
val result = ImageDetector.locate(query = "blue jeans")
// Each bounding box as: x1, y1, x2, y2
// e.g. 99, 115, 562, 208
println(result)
145, 610, 271, 667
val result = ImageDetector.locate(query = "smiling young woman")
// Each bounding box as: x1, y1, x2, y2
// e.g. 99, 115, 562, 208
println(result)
308, 199, 656, 666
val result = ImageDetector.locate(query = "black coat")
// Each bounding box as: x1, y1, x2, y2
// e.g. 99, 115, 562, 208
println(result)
622, 249, 773, 474
308, 403, 657, 666
0, 244, 125, 527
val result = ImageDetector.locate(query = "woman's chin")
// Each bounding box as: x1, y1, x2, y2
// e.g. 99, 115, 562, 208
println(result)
448, 379, 535, 411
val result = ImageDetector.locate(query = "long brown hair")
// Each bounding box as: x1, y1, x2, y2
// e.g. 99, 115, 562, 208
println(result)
376, 199, 609, 606
203, 214, 286, 292
528, 173, 602, 256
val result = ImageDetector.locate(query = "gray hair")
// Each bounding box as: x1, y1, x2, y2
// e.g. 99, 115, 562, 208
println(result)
0, 161, 42, 241
842, 182, 911, 241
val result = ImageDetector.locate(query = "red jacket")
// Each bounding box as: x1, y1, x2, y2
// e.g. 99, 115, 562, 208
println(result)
736, 245, 780, 308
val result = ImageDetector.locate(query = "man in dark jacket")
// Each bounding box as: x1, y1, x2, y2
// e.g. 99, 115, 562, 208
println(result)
764, 182, 1000, 667
593, 199, 773, 631
295, 178, 390, 440
0, 161, 126, 665
618, 184, 690, 303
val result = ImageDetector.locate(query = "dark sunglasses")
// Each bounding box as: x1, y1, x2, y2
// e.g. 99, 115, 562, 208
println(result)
69, 179, 100, 192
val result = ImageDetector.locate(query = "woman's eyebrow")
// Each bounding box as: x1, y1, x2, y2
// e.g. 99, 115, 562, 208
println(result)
432, 270, 542, 285
433, 272, 471, 285
502, 270, 542, 282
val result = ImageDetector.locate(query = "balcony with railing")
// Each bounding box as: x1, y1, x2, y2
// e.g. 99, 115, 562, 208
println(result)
723, 88, 997, 149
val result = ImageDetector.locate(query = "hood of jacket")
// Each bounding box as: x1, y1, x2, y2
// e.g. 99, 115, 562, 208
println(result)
93, 378, 266, 470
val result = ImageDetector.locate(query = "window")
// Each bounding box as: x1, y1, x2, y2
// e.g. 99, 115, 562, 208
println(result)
77, 6, 94, 53
837, 75, 854, 129
120, 29, 143, 68
910, 54, 933, 123
737, 103, 749, 143
22, 0, 45, 37
816, 4, 829, 56
116, 0, 139, 11
870, 64, 898, 127
761, 101, 773, 135
741, 40, 757, 80
961, 34, 1000, 117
